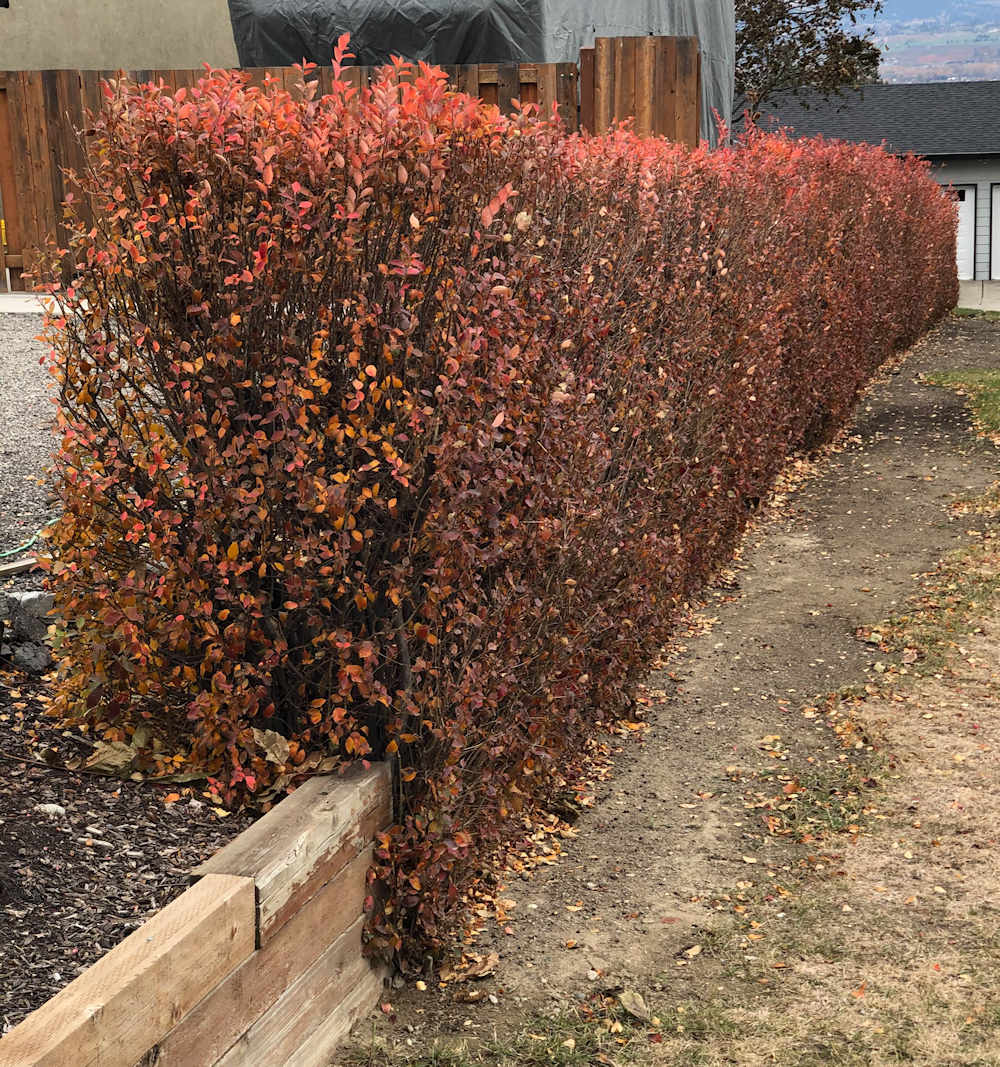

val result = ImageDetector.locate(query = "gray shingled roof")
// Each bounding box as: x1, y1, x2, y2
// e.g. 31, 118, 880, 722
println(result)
754, 81, 1000, 157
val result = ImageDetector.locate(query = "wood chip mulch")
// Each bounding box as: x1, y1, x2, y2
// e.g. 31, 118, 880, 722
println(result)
0, 667, 255, 1034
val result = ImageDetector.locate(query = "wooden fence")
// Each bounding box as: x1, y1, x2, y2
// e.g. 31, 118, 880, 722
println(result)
0, 38, 701, 292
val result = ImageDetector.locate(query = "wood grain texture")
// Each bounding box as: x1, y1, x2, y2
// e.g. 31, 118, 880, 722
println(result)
555, 63, 578, 131
676, 37, 700, 148
594, 38, 613, 134
457, 64, 479, 99
537, 61, 559, 124
635, 37, 656, 137
280, 962, 385, 1067
0, 86, 16, 289
211, 918, 383, 1067
579, 48, 595, 133
143, 848, 373, 1067
612, 37, 637, 129
654, 37, 679, 140
0, 875, 255, 1067
496, 63, 518, 115
5, 73, 41, 279
193, 764, 391, 945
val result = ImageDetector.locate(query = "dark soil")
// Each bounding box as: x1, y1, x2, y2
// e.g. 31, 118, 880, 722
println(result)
0, 675, 253, 1033
348, 314, 1000, 1051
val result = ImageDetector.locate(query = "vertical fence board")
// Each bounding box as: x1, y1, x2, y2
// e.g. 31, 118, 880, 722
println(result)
593, 38, 614, 134
696, 48, 703, 141
42, 70, 73, 257
555, 63, 578, 131
675, 37, 699, 147
635, 37, 656, 137
654, 36, 678, 139
578, 48, 594, 132
13, 73, 46, 277
612, 37, 637, 130
53, 70, 88, 231
78, 69, 103, 122
496, 63, 518, 114
0, 80, 24, 289
457, 64, 479, 99
535, 62, 557, 122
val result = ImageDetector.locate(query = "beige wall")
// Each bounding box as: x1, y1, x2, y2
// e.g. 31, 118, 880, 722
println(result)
0, 0, 240, 71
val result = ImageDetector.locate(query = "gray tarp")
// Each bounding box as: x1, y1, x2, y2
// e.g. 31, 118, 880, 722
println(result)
227, 0, 734, 142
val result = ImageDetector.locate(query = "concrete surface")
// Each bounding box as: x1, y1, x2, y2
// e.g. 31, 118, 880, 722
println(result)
0, 0, 239, 71
0, 294, 48, 315
958, 279, 1000, 311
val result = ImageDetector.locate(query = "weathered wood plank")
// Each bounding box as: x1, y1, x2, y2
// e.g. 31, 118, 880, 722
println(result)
456, 64, 479, 99
496, 63, 518, 115
654, 36, 679, 140
6, 73, 42, 280
676, 37, 700, 147
696, 47, 703, 143
635, 36, 656, 137
212, 918, 383, 1066
281, 961, 385, 1067
594, 38, 614, 134
0, 556, 38, 578
0, 875, 255, 1067
555, 63, 578, 131
52, 69, 88, 239
579, 48, 595, 133
0, 86, 17, 290
145, 848, 372, 1066
40, 70, 69, 252
193, 763, 391, 944
613, 36, 637, 129
536, 61, 559, 123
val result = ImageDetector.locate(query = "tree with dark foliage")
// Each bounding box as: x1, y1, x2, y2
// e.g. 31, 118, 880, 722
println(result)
736, 0, 883, 119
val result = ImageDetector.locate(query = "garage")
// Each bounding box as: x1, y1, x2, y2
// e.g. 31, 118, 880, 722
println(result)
954, 185, 975, 281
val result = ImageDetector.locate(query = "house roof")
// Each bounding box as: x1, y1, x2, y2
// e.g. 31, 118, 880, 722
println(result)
754, 81, 1000, 157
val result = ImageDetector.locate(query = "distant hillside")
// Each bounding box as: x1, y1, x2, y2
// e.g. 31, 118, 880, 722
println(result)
875, 0, 1000, 80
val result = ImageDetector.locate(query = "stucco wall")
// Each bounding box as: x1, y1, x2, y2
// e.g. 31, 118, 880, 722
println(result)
0, 0, 239, 71
930, 156, 999, 281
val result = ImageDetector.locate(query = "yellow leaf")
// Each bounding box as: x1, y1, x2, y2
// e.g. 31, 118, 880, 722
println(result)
227, 542, 239, 561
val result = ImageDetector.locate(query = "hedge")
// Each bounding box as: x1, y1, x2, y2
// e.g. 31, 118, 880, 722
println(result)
40, 44, 956, 962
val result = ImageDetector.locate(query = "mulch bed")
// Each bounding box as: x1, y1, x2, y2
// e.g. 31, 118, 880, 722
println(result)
0, 666, 254, 1034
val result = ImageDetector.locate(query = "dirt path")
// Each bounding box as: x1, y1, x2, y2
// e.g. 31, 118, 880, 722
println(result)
347, 314, 1000, 1062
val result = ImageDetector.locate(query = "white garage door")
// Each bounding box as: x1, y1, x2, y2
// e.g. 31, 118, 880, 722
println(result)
992, 185, 1000, 280
954, 185, 975, 280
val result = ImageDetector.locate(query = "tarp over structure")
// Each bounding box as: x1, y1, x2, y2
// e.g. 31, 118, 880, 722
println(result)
227, 0, 735, 142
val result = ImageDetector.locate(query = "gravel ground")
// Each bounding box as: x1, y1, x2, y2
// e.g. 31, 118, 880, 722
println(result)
0, 315, 55, 594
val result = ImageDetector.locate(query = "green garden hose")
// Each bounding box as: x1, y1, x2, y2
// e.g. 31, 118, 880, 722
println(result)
0, 519, 58, 560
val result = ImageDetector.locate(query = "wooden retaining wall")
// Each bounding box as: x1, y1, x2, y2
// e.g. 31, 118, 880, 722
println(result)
0, 764, 392, 1067
0, 37, 702, 291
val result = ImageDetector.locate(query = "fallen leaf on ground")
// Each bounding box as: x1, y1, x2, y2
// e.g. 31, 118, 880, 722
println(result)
84, 740, 136, 774
619, 989, 652, 1021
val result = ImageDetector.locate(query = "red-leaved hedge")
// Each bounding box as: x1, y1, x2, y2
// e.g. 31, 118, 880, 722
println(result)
41, 44, 956, 962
